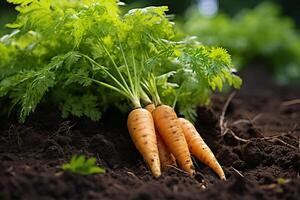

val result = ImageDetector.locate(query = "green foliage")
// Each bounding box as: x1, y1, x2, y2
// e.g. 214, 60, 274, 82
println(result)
183, 2, 300, 84
179, 45, 241, 91
62, 155, 105, 175
61, 94, 102, 121
149, 39, 242, 120
0, 0, 241, 122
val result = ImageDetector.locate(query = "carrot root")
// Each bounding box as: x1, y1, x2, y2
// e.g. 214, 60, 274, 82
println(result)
156, 134, 177, 170
146, 103, 176, 170
179, 117, 226, 180
152, 105, 195, 176
145, 103, 156, 113
127, 108, 161, 178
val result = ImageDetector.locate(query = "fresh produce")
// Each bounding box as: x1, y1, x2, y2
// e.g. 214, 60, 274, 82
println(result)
143, 74, 226, 178
0, 0, 241, 178
179, 117, 225, 180
155, 133, 177, 171
145, 103, 176, 171
127, 108, 161, 177
153, 104, 195, 176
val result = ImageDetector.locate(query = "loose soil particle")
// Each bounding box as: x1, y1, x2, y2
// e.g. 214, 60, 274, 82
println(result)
0, 67, 299, 200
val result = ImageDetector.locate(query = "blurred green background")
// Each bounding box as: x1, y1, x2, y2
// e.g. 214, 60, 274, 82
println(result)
1, 0, 300, 23
1, 0, 300, 84
1, 0, 300, 33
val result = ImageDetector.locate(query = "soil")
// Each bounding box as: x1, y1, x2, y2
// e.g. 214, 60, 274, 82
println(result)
0, 66, 299, 200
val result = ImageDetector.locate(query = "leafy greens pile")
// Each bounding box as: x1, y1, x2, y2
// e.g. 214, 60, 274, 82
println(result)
183, 2, 300, 84
0, 0, 241, 122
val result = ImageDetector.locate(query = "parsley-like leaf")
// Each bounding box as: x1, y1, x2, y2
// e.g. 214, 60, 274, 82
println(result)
62, 155, 105, 175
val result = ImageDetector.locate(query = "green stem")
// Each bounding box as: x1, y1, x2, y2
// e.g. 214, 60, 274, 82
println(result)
97, 37, 134, 99
131, 49, 138, 99
119, 42, 135, 97
81, 54, 129, 96
150, 74, 161, 105
142, 74, 161, 106
89, 78, 131, 99
172, 84, 182, 109
140, 88, 152, 105
95, 37, 142, 108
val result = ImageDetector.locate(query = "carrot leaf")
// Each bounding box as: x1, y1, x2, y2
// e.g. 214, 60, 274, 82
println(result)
62, 155, 105, 176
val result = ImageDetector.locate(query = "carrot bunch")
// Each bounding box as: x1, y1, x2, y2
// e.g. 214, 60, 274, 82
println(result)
64, 4, 239, 181
128, 101, 226, 179
1, 1, 241, 180
86, 41, 227, 179
136, 75, 226, 179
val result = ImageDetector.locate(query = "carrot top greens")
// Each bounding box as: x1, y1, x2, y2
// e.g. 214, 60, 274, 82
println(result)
0, 0, 241, 122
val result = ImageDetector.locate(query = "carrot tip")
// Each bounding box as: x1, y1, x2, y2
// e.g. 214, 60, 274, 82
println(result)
153, 172, 161, 178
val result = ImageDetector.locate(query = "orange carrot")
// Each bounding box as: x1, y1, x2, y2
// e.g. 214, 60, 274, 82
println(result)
156, 134, 177, 170
152, 105, 195, 176
127, 108, 161, 178
178, 117, 226, 180
146, 104, 176, 170
145, 103, 156, 113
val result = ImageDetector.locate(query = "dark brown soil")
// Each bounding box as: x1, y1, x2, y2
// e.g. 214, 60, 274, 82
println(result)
0, 67, 299, 200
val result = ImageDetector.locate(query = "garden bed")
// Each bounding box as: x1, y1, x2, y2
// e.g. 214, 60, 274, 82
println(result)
0, 66, 299, 200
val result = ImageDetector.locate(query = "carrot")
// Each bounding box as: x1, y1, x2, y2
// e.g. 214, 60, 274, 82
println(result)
145, 103, 156, 113
127, 108, 161, 178
156, 134, 176, 170
152, 105, 195, 176
146, 103, 176, 170
178, 117, 226, 180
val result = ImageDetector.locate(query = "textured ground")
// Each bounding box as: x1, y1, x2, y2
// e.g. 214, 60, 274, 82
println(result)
0, 67, 299, 200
